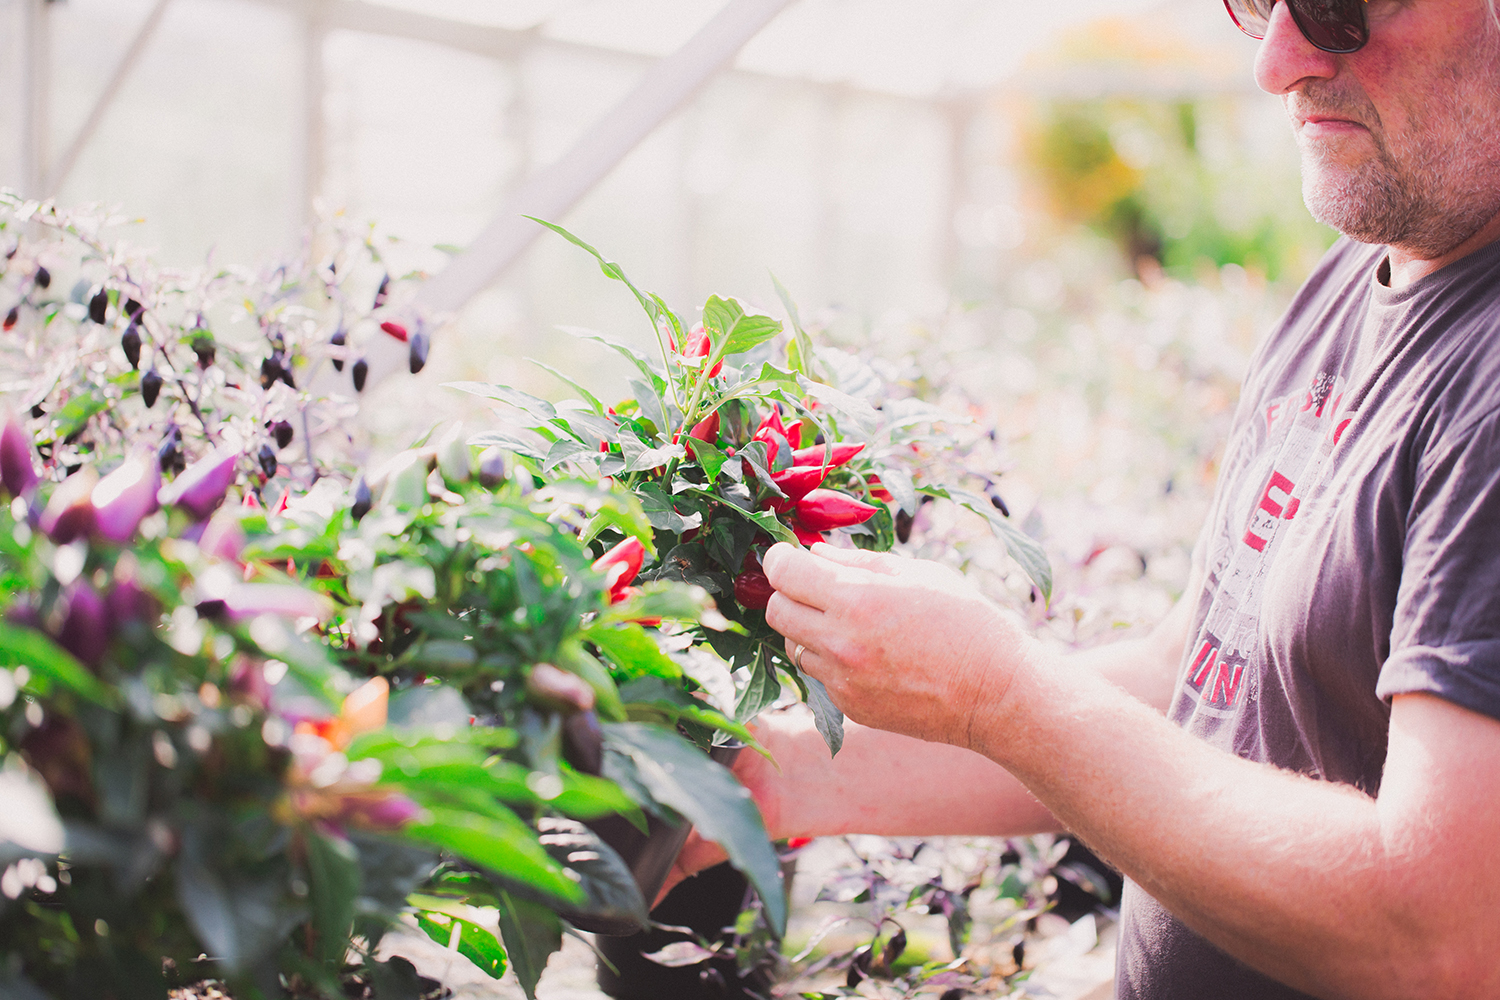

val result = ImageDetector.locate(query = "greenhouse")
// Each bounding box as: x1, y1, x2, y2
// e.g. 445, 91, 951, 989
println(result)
7, 0, 1499, 999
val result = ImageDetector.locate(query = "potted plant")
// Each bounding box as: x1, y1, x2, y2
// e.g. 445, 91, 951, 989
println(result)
0, 194, 783, 1000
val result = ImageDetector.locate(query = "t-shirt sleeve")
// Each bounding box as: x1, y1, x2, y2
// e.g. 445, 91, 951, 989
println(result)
1377, 407, 1500, 719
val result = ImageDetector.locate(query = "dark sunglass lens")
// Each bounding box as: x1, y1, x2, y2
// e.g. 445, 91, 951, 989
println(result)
1289, 0, 1368, 52
1223, 0, 1274, 37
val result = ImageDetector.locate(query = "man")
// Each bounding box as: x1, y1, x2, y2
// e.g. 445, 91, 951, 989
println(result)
679, 2, 1500, 996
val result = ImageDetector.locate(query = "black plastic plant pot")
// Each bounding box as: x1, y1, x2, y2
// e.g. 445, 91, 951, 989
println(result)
569, 742, 743, 936
595, 861, 769, 1000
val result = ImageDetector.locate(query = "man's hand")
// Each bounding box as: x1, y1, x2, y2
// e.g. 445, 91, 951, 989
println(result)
762, 541, 1041, 749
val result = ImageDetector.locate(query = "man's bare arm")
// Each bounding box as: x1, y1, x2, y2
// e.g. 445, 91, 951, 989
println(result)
765, 542, 1500, 999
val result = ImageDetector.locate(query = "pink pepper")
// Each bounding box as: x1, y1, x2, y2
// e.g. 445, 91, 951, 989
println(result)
159, 447, 238, 520
90, 453, 160, 543
794, 489, 879, 532
39, 469, 98, 544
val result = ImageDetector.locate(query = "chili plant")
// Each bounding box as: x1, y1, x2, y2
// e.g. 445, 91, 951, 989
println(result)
448, 222, 1051, 758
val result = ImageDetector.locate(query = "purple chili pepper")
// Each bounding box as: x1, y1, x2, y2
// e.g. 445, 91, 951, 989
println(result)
91, 454, 160, 543
58, 581, 111, 668
106, 576, 158, 633
159, 447, 238, 520
1, 416, 39, 498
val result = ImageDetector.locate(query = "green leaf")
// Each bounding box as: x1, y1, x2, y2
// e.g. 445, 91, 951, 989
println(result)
0, 621, 115, 705
944, 487, 1052, 601
443, 381, 559, 426
735, 649, 782, 723
602, 723, 786, 936
48, 386, 107, 441
414, 908, 509, 979
543, 437, 590, 472
799, 377, 880, 431
539, 821, 650, 934
772, 272, 819, 380
405, 807, 585, 906
554, 638, 625, 722
528, 218, 667, 330
876, 465, 918, 516
802, 674, 845, 758
635, 482, 703, 534
496, 890, 562, 1000
747, 509, 798, 546
701, 296, 783, 361
619, 435, 684, 474
529, 358, 604, 414
595, 581, 724, 630
584, 623, 683, 681
619, 678, 761, 750
306, 829, 361, 964
684, 433, 728, 483
467, 427, 551, 462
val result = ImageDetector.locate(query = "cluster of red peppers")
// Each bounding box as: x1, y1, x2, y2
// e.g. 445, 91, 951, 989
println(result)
592, 402, 883, 618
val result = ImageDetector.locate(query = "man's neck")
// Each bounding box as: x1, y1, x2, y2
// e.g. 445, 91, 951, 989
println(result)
1385, 205, 1500, 289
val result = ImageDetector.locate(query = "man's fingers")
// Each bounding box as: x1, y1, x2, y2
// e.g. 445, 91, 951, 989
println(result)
807, 541, 900, 574
766, 591, 827, 645
762, 542, 839, 610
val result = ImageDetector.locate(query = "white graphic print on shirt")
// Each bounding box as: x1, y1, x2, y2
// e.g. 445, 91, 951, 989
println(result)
1178, 371, 1355, 722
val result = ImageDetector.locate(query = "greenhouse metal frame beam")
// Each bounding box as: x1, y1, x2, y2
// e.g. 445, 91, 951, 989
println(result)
415, 0, 799, 314
42, 0, 175, 199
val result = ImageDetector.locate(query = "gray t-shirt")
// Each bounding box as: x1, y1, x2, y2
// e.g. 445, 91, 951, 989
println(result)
1116, 234, 1500, 999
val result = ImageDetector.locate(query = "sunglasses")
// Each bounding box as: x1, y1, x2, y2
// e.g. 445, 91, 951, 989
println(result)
1222, 0, 1370, 53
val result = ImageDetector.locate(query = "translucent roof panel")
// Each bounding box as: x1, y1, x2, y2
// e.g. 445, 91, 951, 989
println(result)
367, 0, 1244, 97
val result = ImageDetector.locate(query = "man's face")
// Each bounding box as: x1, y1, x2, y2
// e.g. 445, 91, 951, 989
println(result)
1253, 0, 1500, 258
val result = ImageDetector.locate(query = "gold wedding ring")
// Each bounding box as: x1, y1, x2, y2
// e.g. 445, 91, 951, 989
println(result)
792, 643, 807, 670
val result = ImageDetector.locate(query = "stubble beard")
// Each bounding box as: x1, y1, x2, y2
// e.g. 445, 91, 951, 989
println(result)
1295, 39, 1500, 258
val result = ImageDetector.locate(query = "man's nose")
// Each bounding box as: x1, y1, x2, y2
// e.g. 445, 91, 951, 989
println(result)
1253, 2, 1339, 95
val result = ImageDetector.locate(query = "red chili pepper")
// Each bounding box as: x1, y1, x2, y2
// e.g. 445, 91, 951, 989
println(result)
782, 419, 803, 449
795, 489, 878, 531
755, 407, 786, 439
865, 474, 894, 502
734, 569, 775, 610
791, 442, 865, 468
786, 836, 814, 849
690, 411, 720, 442
593, 536, 645, 598
790, 521, 825, 547
380, 320, 409, 342
673, 323, 722, 378
770, 465, 828, 505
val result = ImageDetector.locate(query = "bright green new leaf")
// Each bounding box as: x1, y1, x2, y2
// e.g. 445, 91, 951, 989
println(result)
583, 623, 683, 681
414, 909, 509, 979
701, 296, 783, 361
406, 807, 585, 906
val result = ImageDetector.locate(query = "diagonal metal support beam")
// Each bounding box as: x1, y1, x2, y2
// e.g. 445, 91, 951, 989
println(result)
42, 0, 174, 199
414, 0, 798, 316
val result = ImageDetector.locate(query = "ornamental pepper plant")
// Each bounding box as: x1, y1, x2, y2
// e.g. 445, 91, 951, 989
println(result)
449, 222, 1051, 758
0, 197, 784, 1000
